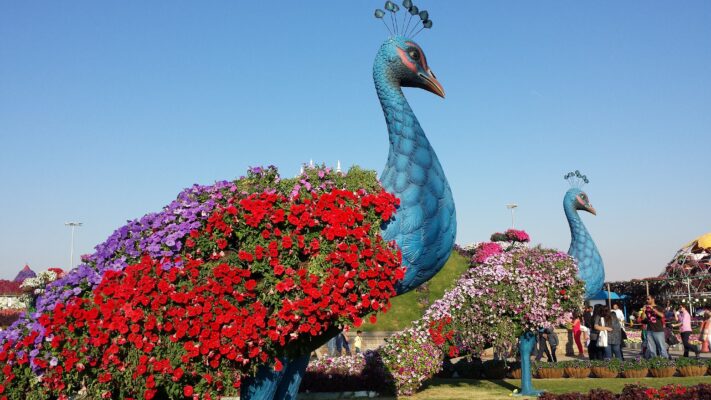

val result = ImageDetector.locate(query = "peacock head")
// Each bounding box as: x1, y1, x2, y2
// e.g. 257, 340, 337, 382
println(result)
565, 188, 596, 215
374, 36, 445, 98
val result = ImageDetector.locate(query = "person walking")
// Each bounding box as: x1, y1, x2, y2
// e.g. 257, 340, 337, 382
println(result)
588, 305, 602, 360
607, 310, 624, 360
340, 332, 351, 355
583, 306, 593, 330
637, 308, 649, 357
354, 330, 363, 354
700, 312, 711, 353
327, 336, 337, 357
677, 304, 700, 358
547, 328, 559, 362
594, 306, 613, 360
335, 332, 344, 356
535, 328, 553, 362
612, 303, 625, 328
643, 295, 669, 359
572, 312, 585, 357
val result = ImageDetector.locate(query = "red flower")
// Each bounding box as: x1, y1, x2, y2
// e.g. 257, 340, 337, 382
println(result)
184, 385, 194, 397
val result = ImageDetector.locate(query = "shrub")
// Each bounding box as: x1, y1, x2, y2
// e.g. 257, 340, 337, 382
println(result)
675, 356, 705, 367
592, 358, 623, 373
647, 356, 676, 369
621, 357, 649, 371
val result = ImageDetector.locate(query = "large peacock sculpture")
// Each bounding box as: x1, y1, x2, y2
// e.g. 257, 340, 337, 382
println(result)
0, 2, 455, 400
564, 170, 604, 299
243, 3, 455, 398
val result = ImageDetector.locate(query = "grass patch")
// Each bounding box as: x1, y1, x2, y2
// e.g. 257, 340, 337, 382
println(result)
360, 250, 469, 332
362, 377, 711, 399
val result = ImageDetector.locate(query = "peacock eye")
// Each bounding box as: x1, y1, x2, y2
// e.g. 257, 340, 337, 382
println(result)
408, 49, 420, 61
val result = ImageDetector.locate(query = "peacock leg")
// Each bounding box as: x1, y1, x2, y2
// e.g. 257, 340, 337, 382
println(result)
274, 353, 311, 400
516, 331, 542, 397
240, 359, 286, 400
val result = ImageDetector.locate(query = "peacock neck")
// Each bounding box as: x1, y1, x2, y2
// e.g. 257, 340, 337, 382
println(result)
565, 204, 591, 248
373, 60, 456, 295
373, 70, 424, 157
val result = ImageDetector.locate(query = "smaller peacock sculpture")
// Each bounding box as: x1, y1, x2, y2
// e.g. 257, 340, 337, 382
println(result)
564, 170, 604, 299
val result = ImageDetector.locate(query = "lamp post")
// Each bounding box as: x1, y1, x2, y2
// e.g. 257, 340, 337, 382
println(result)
506, 204, 518, 228
65, 222, 83, 268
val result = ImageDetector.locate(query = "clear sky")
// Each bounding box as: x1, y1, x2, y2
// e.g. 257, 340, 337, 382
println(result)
1, 1, 709, 282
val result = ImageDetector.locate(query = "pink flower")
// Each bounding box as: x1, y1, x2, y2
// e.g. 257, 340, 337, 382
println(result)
473, 242, 502, 263
505, 229, 530, 243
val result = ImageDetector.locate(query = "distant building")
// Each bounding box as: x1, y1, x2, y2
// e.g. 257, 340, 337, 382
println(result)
14, 264, 36, 282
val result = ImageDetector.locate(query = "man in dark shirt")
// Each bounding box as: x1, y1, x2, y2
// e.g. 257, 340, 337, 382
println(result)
583, 306, 593, 329
643, 295, 668, 358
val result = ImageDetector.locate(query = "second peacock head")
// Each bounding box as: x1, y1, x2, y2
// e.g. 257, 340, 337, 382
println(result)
564, 171, 596, 215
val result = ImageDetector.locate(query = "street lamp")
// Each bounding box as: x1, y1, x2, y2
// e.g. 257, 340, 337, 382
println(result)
506, 204, 518, 228
65, 222, 83, 268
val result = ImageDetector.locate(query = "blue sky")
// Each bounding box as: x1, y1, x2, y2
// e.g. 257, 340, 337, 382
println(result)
1, 1, 709, 282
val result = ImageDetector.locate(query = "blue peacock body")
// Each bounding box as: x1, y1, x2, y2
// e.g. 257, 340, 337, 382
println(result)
375, 37, 456, 295
564, 187, 604, 299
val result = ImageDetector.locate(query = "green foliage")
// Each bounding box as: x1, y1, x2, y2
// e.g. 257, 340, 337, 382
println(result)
533, 361, 566, 371
647, 356, 676, 369
676, 357, 706, 367
592, 358, 623, 372
557, 360, 592, 369
621, 358, 649, 371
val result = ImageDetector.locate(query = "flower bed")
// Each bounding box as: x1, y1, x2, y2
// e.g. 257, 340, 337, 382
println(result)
0, 281, 22, 297
0, 166, 404, 399
539, 383, 711, 399
0, 309, 23, 328
624, 329, 701, 348
300, 352, 392, 394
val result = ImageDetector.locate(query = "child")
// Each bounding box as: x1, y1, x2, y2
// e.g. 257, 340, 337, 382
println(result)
354, 330, 363, 354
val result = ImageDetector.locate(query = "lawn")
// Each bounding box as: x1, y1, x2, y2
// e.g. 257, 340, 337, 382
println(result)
361, 377, 711, 399
360, 250, 470, 332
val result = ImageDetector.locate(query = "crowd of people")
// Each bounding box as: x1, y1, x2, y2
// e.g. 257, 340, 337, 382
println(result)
314, 295, 711, 362
558, 295, 710, 362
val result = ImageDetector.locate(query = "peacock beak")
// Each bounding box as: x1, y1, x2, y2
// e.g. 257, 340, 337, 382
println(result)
419, 69, 445, 98
586, 205, 597, 215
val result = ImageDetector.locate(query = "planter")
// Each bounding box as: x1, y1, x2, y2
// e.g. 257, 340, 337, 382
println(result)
622, 369, 648, 379
510, 368, 522, 379
564, 367, 591, 379
649, 367, 676, 378
537, 368, 565, 379
591, 367, 618, 378
678, 365, 707, 377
